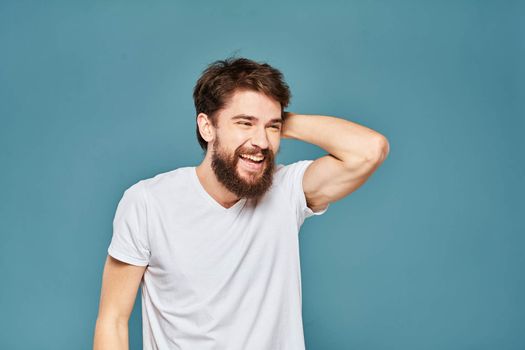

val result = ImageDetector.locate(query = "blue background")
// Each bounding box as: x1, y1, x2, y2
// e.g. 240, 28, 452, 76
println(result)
1, 1, 523, 349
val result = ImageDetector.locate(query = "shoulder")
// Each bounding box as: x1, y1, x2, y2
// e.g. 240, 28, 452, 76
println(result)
270, 160, 328, 221
142, 166, 191, 188
272, 160, 314, 185
122, 167, 193, 200
269, 160, 314, 197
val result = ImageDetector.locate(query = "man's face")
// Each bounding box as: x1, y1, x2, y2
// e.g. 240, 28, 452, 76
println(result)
209, 89, 283, 200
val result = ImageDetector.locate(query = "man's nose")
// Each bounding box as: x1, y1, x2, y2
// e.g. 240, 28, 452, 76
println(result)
250, 127, 269, 150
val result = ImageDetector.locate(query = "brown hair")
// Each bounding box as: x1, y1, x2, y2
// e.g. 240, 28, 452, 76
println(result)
193, 57, 291, 151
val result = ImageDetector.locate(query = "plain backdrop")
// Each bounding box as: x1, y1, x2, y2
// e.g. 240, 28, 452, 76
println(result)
1, 0, 523, 349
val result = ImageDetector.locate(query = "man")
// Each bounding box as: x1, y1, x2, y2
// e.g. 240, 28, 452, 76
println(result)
93, 57, 389, 349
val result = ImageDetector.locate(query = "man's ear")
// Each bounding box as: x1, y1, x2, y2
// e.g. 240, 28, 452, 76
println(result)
196, 113, 216, 143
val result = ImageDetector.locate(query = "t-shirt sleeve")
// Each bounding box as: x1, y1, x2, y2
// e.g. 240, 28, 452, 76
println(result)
282, 160, 329, 225
107, 180, 150, 266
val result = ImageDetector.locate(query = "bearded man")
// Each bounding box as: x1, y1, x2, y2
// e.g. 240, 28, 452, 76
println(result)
94, 57, 389, 350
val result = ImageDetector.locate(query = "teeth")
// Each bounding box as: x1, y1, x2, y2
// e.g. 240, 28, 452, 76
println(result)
240, 154, 264, 162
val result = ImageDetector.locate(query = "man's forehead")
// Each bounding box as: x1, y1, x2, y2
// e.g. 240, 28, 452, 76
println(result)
223, 90, 281, 117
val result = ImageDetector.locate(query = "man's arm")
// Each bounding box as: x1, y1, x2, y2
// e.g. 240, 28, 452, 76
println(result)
281, 112, 389, 212
93, 256, 147, 350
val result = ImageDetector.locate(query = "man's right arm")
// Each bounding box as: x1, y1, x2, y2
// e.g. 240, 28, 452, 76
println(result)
93, 255, 147, 350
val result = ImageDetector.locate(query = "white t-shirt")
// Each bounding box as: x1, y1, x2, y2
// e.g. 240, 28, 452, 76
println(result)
107, 160, 329, 350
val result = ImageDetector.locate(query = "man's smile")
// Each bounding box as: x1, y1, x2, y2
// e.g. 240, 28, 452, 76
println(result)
238, 154, 265, 172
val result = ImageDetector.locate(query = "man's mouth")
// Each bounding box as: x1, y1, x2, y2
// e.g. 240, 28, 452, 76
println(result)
238, 153, 265, 172
239, 154, 265, 163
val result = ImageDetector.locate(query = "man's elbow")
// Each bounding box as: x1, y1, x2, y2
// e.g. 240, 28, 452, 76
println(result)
367, 136, 389, 163
93, 317, 129, 350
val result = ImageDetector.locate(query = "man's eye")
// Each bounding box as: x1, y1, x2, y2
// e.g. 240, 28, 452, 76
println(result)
270, 125, 281, 130
237, 122, 252, 126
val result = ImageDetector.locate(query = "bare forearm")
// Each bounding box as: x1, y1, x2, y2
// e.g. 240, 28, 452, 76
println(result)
281, 112, 388, 164
93, 318, 129, 350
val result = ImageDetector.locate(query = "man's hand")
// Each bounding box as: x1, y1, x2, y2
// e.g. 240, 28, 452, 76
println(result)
280, 111, 296, 139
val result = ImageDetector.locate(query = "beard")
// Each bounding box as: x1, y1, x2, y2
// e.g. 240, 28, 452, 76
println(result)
211, 136, 276, 200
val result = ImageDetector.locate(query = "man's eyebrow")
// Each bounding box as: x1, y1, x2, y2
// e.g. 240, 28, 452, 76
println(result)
231, 114, 283, 125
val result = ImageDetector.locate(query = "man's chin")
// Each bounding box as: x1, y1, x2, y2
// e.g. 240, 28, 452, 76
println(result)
224, 161, 274, 199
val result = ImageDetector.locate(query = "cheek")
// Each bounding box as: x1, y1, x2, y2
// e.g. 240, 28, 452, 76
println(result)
218, 131, 244, 152
229, 131, 249, 147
